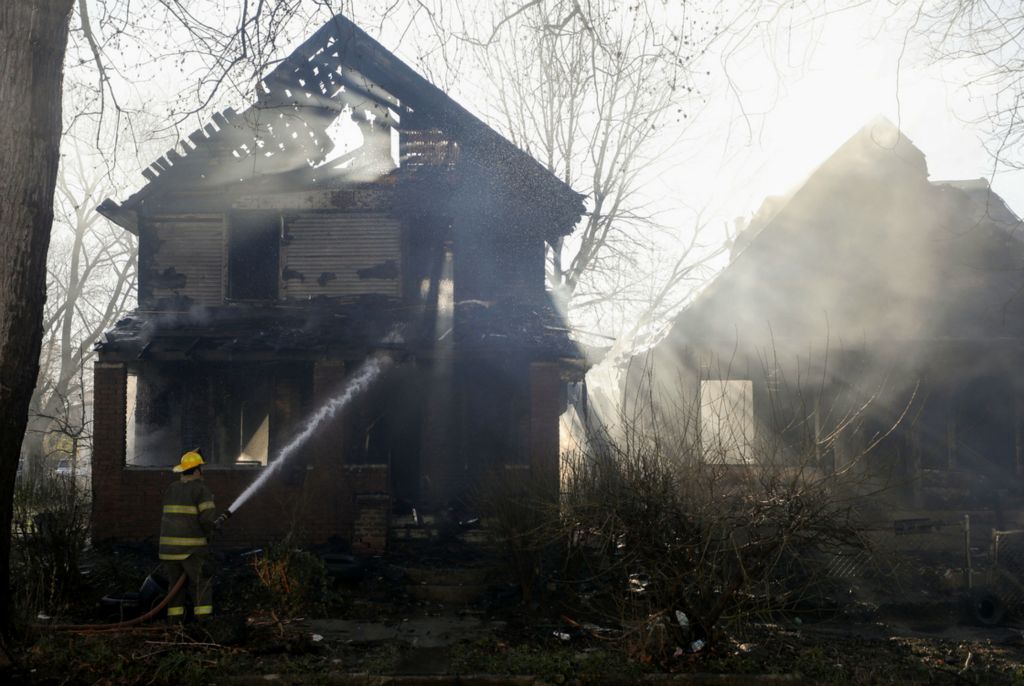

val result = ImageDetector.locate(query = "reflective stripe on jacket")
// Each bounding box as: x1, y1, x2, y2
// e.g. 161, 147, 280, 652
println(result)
159, 478, 216, 560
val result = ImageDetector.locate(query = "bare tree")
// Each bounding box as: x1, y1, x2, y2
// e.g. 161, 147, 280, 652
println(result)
0, 0, 77, 635
23, 147, 137, 474
911, 1, 1024, 173
460, 0, 735, 352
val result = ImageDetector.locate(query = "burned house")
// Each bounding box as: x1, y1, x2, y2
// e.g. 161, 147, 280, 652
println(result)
92, 15, 585, 550
626, 117, 1024, 511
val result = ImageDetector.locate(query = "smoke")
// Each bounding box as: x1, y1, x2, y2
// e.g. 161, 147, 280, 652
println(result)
625, 117, 1024, 486
227, 354, 393, 514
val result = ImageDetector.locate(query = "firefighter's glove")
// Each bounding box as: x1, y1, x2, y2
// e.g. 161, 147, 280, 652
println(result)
213, 513, 229, 530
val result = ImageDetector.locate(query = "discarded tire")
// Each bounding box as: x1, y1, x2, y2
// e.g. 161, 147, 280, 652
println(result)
966, 588, 1006, 625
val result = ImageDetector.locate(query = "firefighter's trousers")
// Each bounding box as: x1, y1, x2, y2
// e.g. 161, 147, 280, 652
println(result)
163, 552, 213, 620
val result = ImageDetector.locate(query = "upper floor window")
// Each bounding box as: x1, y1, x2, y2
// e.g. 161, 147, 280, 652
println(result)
228, 212, 280, 300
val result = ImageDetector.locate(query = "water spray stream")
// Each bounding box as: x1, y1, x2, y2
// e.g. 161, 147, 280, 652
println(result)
226, 355, 392, 515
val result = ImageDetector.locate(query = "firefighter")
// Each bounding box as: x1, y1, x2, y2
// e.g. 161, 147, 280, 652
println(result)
159, 449, 224, 621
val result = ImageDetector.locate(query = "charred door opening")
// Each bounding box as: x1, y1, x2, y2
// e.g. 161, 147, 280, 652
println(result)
462, 357, 530, 476
228, 212, 280, 300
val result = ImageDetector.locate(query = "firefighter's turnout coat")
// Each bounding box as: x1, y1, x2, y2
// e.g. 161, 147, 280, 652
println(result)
159, 478, 216, 560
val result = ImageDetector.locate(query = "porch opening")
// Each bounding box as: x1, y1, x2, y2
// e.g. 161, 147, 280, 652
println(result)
125, 362, 310, 468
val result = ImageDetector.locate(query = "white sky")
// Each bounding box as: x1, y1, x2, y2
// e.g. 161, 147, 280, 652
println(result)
86, 1, 1023, 225
675, 3, 1024, 222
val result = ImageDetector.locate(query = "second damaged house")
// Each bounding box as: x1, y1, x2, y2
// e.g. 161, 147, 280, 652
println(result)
93, 15, 585, 550
626, 117, 1024, 513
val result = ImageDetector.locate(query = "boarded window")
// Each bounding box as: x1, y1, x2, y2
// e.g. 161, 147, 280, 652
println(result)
699, 380, 754, 464
148, 216, 224, 306
282, 213, 401, 300
228, 212, 280, 300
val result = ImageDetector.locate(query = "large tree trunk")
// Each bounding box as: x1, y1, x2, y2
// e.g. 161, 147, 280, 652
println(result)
0, 0, 74, 633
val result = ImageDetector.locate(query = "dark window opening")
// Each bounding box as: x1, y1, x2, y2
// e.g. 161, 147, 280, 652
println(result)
126, 368, 182, 467
211, 372, 273, 466
345, 366, 393, 466
462, 358, 529, 470
228, 212, 280, 300
126, 362, 311, 469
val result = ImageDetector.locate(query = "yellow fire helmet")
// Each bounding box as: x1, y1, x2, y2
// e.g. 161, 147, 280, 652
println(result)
172, 450, 205, 473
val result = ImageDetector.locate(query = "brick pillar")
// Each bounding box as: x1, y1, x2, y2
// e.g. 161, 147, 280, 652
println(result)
529, 362, 562, 497
92, 362, 127, 541
308, 359, 347, 542
352, 493, 390, 554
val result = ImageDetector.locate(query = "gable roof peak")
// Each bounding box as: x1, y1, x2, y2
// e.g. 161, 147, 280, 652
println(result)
99, 13, 584, 238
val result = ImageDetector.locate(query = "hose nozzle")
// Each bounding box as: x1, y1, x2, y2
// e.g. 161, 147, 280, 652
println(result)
214, 509, 233, 529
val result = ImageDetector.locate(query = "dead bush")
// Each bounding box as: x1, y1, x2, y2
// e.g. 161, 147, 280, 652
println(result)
251, 544, 328, 619
477, 467, 563, 603
554, 351, 898, 661
562, 438, 870, 654
11, 466, 91, 619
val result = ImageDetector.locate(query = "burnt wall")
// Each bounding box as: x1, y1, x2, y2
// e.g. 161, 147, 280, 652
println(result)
92, 363, 128, 539
452, 212, 546, 305
139, 215, 225, 308
139, 209, 408, 309
92, 360, 391, 550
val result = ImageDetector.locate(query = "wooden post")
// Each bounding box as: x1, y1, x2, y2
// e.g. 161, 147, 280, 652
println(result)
947, 389, 957, 471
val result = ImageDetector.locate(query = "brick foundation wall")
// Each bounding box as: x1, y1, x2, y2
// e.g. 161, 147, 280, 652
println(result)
90, 360, 392, 552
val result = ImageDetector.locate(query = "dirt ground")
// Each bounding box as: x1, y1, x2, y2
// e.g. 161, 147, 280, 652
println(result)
7, 544, 1024, 685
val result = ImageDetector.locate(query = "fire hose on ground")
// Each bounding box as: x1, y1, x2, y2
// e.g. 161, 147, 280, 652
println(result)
36, 510, 235, 632
34, 573, 187, 633
33, 356, 386, 634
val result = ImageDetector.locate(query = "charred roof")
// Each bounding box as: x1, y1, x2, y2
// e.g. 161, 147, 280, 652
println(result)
98, 14, 585, 244
97, 297, 582, 363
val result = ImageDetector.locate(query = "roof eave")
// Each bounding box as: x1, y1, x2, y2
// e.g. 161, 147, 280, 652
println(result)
96, 198, 139, 235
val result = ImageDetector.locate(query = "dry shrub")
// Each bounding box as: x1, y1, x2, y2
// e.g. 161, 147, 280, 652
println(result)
482, 346, 902, 663
11, 467, 91, 619
562, 433, 870, 656
478, 467, 563, 603
251, 545, 328, 618
558, 354, 892, 662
